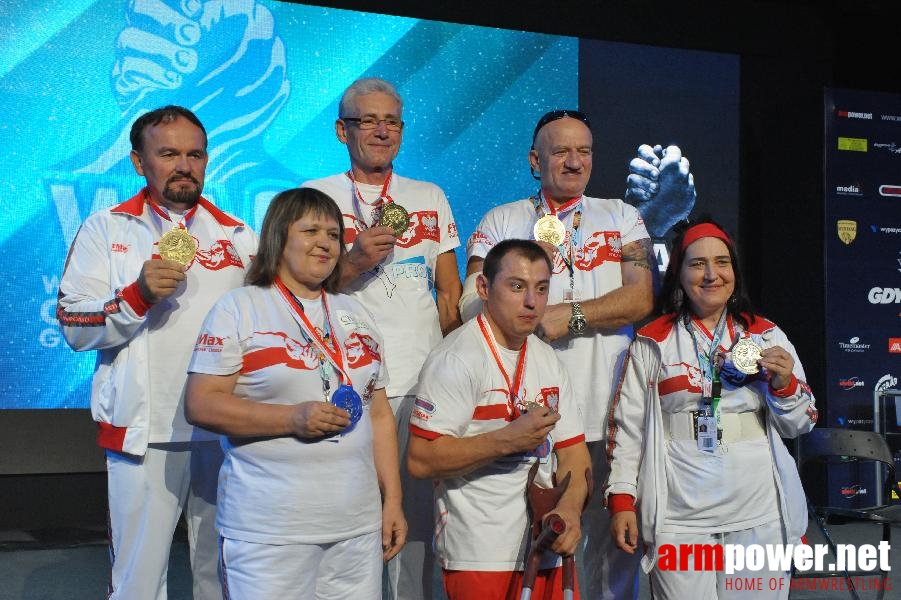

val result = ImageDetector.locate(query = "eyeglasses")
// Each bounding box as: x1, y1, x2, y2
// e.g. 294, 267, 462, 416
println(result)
340, 117, 404, 132
532, 109, 591, 144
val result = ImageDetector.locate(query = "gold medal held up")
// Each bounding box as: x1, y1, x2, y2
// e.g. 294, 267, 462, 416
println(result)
158, 227, 197, 266
732, 338, 763, 375
533, 214, 566, 246
523, 400, 544, 413
379, 203, 410, 238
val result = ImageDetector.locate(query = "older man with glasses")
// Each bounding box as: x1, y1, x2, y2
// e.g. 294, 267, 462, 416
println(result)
461, 109, 696, 600
303, 76, 463, 600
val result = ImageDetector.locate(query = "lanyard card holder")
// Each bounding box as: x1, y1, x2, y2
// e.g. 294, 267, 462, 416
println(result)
694, 402, 719, 452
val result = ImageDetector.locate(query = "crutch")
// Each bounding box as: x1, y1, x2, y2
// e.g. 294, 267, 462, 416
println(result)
520, 462, 592, 600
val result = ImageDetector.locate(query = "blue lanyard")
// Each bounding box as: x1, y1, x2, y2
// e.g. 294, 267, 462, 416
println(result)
685, 310, 728, 424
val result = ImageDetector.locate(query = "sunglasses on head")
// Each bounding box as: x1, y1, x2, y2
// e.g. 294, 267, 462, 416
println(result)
532, 110, 591, 145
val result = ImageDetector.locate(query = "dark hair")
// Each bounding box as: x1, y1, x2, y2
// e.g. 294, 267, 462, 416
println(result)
245, 188, 346, 293
532, 109, 592, 148
482, 239, 553, 284
130, 105, 207, 153
658, 216, 755, 329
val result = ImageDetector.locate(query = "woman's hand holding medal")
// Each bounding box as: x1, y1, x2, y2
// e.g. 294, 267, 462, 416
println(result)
758, 345, 795, 391
290, 400, 352, 438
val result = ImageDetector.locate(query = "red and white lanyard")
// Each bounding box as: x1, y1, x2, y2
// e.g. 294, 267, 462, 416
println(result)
273, 276, 351, 387
477, 313, 528, 419
346, 169, 393, 228
534, 190, 582, 280
146, 193, 198, 230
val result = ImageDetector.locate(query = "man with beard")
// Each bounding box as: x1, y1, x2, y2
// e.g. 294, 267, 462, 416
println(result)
57, 105, 258, 600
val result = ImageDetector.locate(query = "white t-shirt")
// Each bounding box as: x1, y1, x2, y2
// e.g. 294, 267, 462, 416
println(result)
188, 285, 388, 544
147, 205, 249, 442
410, 316, 585, 571
302, 173, 460, 398
467, 195, 649, 441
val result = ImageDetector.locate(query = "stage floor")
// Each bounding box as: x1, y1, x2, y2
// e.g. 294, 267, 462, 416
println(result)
1, 519, 897, 599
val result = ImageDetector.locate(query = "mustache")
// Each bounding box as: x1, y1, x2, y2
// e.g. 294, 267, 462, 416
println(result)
167, 173, 200, 186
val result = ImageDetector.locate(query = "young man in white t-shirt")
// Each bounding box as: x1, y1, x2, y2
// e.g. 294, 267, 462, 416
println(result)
460, 110, 696, 600
408, 239, 591, 600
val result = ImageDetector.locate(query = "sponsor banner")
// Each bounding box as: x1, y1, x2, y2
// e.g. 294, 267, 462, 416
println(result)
825, 88, 901, 507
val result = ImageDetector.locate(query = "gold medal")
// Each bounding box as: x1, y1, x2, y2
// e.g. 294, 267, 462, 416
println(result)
533, 214, 566, 246
732, 338, 763, 374
158, 227, 197, 266
523, 400, 544, 413
379, 202, 410, 237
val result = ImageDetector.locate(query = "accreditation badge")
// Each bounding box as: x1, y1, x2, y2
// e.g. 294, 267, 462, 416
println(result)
696, 415, 718, 452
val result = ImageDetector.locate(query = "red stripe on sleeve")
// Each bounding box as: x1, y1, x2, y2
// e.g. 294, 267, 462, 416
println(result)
472, 404, 511, 421
410, 424, 442, 440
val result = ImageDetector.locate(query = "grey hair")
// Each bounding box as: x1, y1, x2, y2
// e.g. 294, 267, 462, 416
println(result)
338, 77, 403, 117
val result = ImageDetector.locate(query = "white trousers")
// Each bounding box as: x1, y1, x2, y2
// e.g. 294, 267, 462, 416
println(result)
106, 441, 222, 600
221, 530, 383, 599
650, 519, 789, 600
384, 395, 437, 600
577, 440, 644, 600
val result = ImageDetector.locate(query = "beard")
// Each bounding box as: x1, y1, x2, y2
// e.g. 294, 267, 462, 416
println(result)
162, 176, 201, 207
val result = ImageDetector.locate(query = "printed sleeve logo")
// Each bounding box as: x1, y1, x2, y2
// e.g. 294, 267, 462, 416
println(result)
414, 396, 435, 414
195, 332, 226, 352
466, 230, 491, 253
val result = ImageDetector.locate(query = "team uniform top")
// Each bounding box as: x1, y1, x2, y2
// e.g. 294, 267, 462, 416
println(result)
188, 285, 388, 545
409, 316, 585, 571
57, 189, 257, 454
303, 173, 460, 397
467, 195, 649, 441
606, 312, 817, 569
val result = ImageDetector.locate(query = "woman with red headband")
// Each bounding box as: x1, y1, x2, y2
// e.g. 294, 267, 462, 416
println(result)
605, 217, 818, 599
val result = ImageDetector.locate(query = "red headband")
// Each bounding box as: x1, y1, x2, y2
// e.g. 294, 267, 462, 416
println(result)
680, 223, 733, 252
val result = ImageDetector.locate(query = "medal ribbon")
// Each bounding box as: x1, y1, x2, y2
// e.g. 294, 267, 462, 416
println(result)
346, 169, 393, 228
145, 192, 198, 229
477, 313, 528, 419
273, 277, 351, 387
535, 191, 582, 291
686, 310, 730, 429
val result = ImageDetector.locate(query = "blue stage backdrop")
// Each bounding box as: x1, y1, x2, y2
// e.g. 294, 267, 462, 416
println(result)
1, 0, 737, 409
